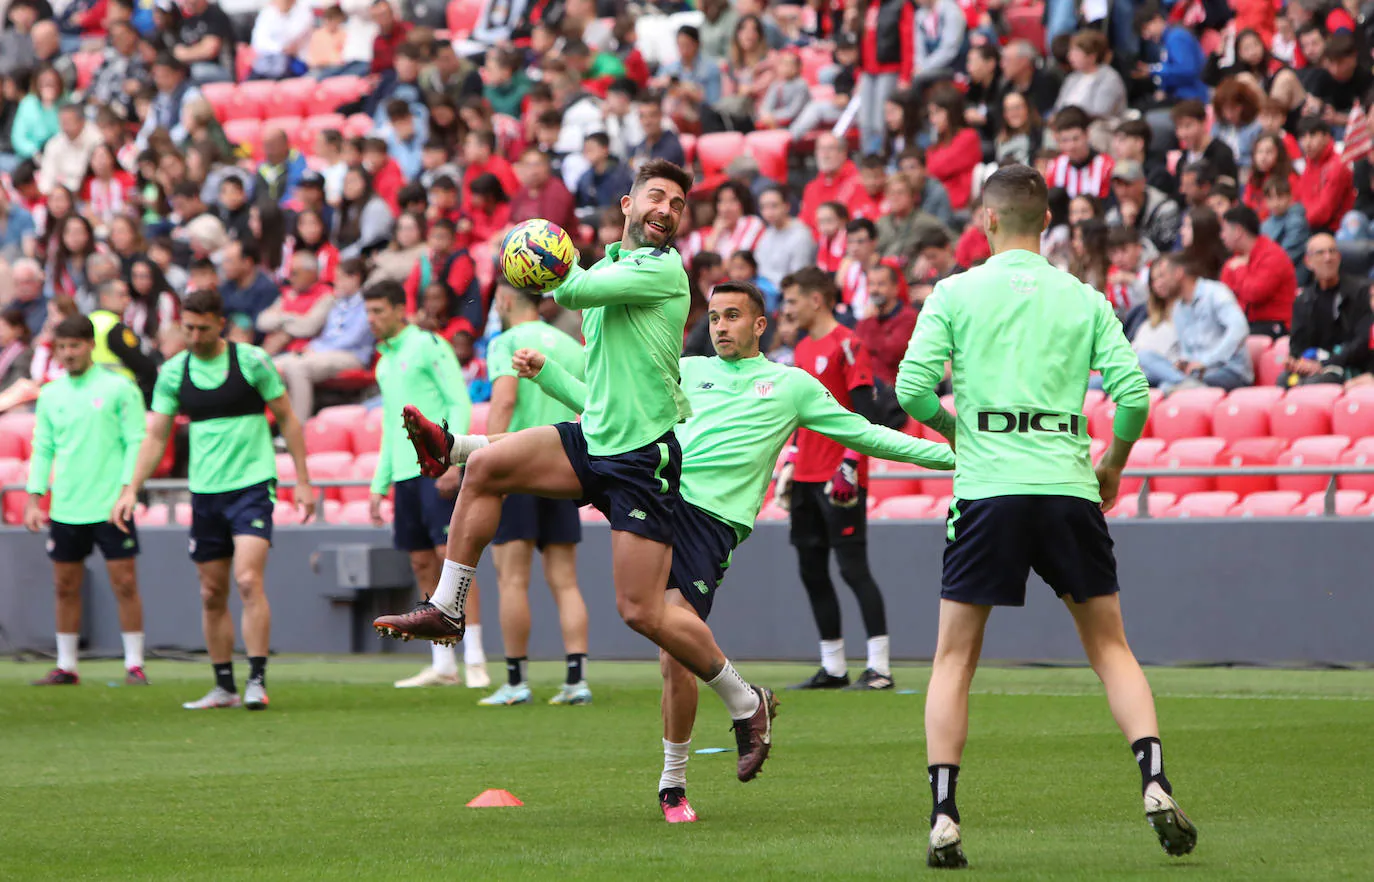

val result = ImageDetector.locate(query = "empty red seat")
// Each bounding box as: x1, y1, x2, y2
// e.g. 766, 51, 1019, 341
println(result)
350, 409, 384, 454
174, 502, 193, 526
1212, 387, 1283, 442
1255, 336, 1290, 386
200, 82, 237, 121
1230, 490, 1303, 517
1276, 435, 1349, 494
306, 451, 354, 501
469, 401, 490, 435
868, 459, 924, 501
1154, 436, 1226, 495
273, 500, 304, 525
266, 77, 316, 118
315, 404, 367, 428
678, 132, 697, 166
223, 119, 263, 159
696, 132, 746, 182
339, 457, 376, 503
872, 495, 936, 519
1106, 491, 1176, 519
339, 500, 374, 525
1120, 437, 1166, 495
1337, 436, 1374, 493
1089, 392, 1160, 441
580, 504, 609, 523
134, 503, 170, 526
1082, 388, 1105, 414
446, 0, 483, 35
235, 81, 279, 118
1216, 436, 1288, 496
1244, 334, 1273, 375
1269, 387, 1339, 441
0, 413, 34, 460
1152, 387, 1223, 440
1004, 3, 1046, 51
0, 429, 23, 461
1165, 491, 1240, 518
1296, 489, 1367, 516
1331, 387, 1374, 439
304, 417, 354, 455
798, 46, 832, 85
745, 129, 792, 182
344, 113, 375, 138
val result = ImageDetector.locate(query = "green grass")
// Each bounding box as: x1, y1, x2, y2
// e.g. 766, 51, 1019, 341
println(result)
2, 659, 1371, 881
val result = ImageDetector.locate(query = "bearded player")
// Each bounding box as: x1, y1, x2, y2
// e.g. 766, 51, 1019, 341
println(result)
372, 160, 779, 782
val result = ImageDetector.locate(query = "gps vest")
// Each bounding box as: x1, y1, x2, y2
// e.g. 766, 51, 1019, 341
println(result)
178, 343, 266, 422
89, 309, 136, 383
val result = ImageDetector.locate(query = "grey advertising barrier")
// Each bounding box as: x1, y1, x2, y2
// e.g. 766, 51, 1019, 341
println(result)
1, 518, 1371, 665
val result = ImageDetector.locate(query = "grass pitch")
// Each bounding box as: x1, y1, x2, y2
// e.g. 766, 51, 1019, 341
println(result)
1, 658, 1371, 881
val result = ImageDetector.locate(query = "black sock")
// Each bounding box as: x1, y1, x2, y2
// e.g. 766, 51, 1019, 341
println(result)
443, 427, 455, 453
1131, 737, 1172, 796
928, 764, 961, 825
248, 656, 267, 685
505, 657, 526, 687
565, 653, 586, 685
214, 662, 236, 694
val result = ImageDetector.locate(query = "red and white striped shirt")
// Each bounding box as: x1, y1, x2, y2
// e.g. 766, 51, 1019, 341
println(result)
839, 258, 871, 319
82, 172, 136, 229
816, 229, 847, 274
683, 215, 767, 263
1047, 151, 1114, 200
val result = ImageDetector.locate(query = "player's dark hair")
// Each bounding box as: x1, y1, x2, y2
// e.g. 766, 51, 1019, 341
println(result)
981, 164, 1049, 236
782, 266, 839, 306
633, 158, 694, 198
502, 282, 543, 310
1223, 205, 1261, 237
363, 280, 407, 307
54, 314, 95, 341
184, 288, 224, 316
711, 280, 768, 317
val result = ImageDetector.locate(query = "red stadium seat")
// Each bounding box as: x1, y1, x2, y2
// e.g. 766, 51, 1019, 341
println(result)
344, 114, 375, 139
319, 499, 343, 523
1107, 491, 1176, 519
1255, 336, 1290, 386
1331, 387, 1374, 439
315, 404, 367, 428
1244, 335, 1272, 376
0, 429, 23, 461
1089, 391, 1161, 441
1211, 387, 1283, 443
1296, 489, 1367, 516
0, 412, 34, 460
267, 78, 316, 118
1151, 387, 1223, 441
745, 130, 792, 183
276, 453, 296, 503
306, 451, 354, 501
446, 0, 483, 36
339, 500, 374, 525
236, 81, 279, 119
304, 417, 354, 455
307, 77, 363, 115
349, 409, 384, 454
274, 500, 304, 526
134, 503, 170, 526
1082, 388, 1105, 414
236, 45, 256, 83
872, 495, 938, 519
579, 504, 608, 523
678, 132, 696, 166
1119, 437, 1166, 495
1213, 436, 1286, 497
756, 501, 789, 521
1337, 436, 1374, 493
695, 132, 746, 182
1164, 491, 1240, 518
223, 119, 263, 160
301, 113, 348, 152
174, 502, 193, 526
1230, 491, 1303, 517
1276, 435, 1350, 494
868, 459, 925, 501
1153, 436, 1226, 495
1355, 498, 1374, 516
339, 457, 376, 503
200, 82, 237, 119
798, 46, 831, 85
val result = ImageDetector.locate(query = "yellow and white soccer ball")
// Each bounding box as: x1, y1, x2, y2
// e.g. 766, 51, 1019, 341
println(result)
500, 219, 576, 294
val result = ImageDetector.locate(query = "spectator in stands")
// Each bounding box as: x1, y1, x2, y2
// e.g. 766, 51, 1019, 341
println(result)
756, 185, 816, 291
1069, 218, 1111, 292
896, 148, 955, 227
910, 227, 961, 300
1173, 100, 1239, 195
1106, 160, 1180, 253
0, 71, 29, 172
8, 258, 47, 337
480, 49, 528, 120
219, 239, 280, 342
687, 180, 765, 261
912, 0, 965, 87
83, 145, 137, 239
924, 86, 980, 213
0, 1, 39, 80
422, 41, 482, 101
1261, 177, 1309, 267
370, 45, 427, 130
360, 137, 403, 212
1047, 107, 1113, 200
170, 179, 221, 241
1306, 31, 1370, 134
1244, 132, 1300, 220
854, 0, 912, 155
137, 54, 199, 150
1054, 30, 1127, 119
574, 132, 633, 219
726, 249, 779, 312
174, 0, 237, 84
1111, 116, 1174, 194
849, 155, 889, 221
963, 44, 1002, 149
216, 176, 253, 241
1207, 178, 1241, 218
655, 25, 722, 107
257, 251, 333, 355
1143, 253, 1253, 392
1106, 225, 1153, 313
875, 90, 920, 167
1135, 3, 1208, 103
510, 147, 576, 237
306, 5, 348, 76
1219, 205, 1297, 338
698, 0, 736, 60
1284, 234, 1372, 384
1177, 160, 1216, 210
1068, 194, 1103, 226
837, 217, 881, 319
0, 188, 35, 263
788, 60, 853, 141
1211, 79, 1263, 171
631, 91, 684, 169
1118, 263, 1178, 372
370, 210, 426, 283
88, 21, 148, 110
153, 240, 190, 294
461, 128, 520, 210
465, 173, 511, 245
1296, 117, 1354, 234
715, 15, 775, 129
31, 21, 74, 94
997, 39, 1060, 118
380, 102, 425, 183
876, 172, 947, 276
853, 263, 915, 386
1180, 206, 1229, 281
249, 0, 314, 80
272, 256, 373, 418
12, 65, 65, 161
45, 215, 98, 308
0, 307, 33, 397
814, 201, 848, 274
994, 90, 1045, 166
600, 78, 643, 162
757, 50, 808, 131
368, 0, 411, 77
128, 256, 182, 356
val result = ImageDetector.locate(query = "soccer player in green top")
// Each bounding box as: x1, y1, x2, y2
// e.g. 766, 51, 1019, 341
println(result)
25, 315, 149, 686
471, 283, 591, 708
373, 160, 780, 782
895, 165, 1197, 869
113, 290, 317, 712
513, 280, 956, 822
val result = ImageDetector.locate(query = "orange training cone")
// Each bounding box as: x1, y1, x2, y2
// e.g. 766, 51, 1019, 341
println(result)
467, 789, 524, 807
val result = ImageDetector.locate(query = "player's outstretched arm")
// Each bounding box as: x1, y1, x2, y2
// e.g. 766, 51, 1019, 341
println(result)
896, 284, 954, 434
553, 250, 680, 309
525, 349, 588, 414
111, 412, 175, 532
794, 372, 956, 471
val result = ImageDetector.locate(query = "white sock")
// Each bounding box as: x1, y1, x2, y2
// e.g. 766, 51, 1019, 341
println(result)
820, 639, 847, 677
56, 632, 79, 674
866, 635, 891, 676
431, 560, 476, 617
122, 632, 145, 670
659, 739, 691, 792
706, 661, 760, 719
430, 642, 458, 675
463, 623, 486, 666
452, 434, 490, 463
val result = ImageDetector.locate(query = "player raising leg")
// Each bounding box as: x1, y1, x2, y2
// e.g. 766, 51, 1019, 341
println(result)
513, 281, 955, 819
25, 315, 149, 685
373, 161, 779, 782
895, 165, 1197, 868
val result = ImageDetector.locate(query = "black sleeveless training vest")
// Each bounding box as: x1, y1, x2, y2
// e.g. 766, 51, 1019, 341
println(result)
178, 343, 267, 422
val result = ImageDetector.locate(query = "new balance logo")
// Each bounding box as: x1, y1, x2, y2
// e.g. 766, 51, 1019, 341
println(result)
628, 509, 647, 520
693, 580, 709, 595
250, 519, 266, 530
122, 539, 136, 549
698, 382, 714, 390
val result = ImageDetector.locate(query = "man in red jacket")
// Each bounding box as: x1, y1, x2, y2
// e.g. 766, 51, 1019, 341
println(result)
853, 263, 916, 386
1220, 205, 1298, 338
801, 133, 861, 231
1295, 117, 1354, 234
847, 155, 890, 221
461, 129, 522, 210
509, 147, 578, 236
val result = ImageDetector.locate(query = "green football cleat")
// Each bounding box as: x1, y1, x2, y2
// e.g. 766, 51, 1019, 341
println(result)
548, 681, 593, 706
478, 683, 532, 706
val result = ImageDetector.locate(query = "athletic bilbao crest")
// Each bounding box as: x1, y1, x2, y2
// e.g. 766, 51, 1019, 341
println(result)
91, 397, 103, 409
815, 356, 828, 374
754, 381, 774, 398
1009, 273, 1037, 296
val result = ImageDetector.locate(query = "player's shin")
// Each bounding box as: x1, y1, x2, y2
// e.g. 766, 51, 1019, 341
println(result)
660, 650, 697, 792
431, 497, 503, 616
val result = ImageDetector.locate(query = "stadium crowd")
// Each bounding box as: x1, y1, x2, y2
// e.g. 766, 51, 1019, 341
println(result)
2, 0, 1374, 522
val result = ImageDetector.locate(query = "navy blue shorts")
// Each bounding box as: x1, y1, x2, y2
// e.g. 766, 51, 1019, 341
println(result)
189, 480, 275, 563
665, 502, 738, 620
789, 481, 868, 548
942, 495, 1120, 607
48, 520, 139, 563
555, 422, 682, 545
492, 493, 582, 548
393, 476, 456, 552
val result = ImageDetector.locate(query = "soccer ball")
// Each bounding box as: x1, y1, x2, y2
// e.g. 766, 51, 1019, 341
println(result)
501, 219, 576, 294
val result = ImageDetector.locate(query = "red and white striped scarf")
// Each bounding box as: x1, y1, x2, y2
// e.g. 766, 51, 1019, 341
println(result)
1047, 152, 1114, 200
840, 259, 870, 319
817, 229, 847, 273
686, 215, 767, 260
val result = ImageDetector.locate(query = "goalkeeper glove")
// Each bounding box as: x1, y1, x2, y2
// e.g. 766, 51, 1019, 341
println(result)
825, 457, 861, 508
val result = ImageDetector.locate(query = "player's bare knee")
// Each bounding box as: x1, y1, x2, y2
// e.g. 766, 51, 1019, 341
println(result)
109, 575, 139, 603
233, 567, 264, 599
462, 446, 507, 493
54, 579, 82, 603
200, 582, 230, 610
617, 597, 660, 637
